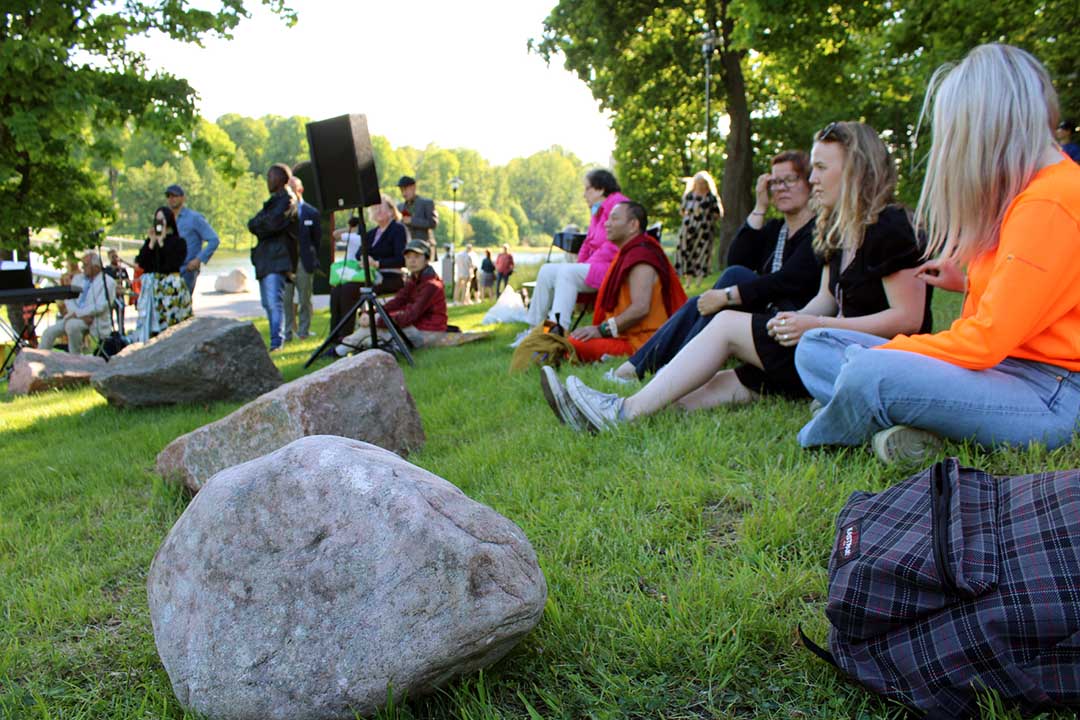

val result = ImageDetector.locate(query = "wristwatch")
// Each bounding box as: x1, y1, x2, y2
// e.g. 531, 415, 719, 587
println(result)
724, 287, 735, 303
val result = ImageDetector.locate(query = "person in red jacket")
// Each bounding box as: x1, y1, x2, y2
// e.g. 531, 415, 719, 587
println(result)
334, 239, 448, 356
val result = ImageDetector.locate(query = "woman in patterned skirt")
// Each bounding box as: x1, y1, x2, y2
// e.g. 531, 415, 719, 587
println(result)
135, 206, 192, 341
675, 170, 722, 279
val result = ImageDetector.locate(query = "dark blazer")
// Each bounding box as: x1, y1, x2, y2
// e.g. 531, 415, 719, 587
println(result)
727, 218, 821, 312
359, 220, 407, 270
397, 196, 438, 241
296, 200, 321, 273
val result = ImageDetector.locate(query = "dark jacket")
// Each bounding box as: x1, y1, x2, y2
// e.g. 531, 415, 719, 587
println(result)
248, 189, 298, 279
361, 220, 407, 270
727, 217, 821, 312
296, 200, 321, 273
136, 233, 186, 274
378, 265, 447, 331
397, 196, 438, 242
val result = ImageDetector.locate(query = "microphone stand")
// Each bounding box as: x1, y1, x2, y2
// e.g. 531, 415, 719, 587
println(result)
305, 211, 414, 368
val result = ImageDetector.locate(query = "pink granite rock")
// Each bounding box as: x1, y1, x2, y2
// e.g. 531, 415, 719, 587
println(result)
8, 348, 106, 395
156, 349, 425, 492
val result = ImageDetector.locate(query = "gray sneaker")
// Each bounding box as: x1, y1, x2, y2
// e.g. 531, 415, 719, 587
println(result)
540, 365, 587, 432
872, 425, 943, 464
566, 376, 625, 433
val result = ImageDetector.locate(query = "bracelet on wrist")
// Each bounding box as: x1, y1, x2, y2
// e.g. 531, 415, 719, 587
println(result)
750, 210, 766, 216
598, 321, 611, 338
607, 317, 619, 338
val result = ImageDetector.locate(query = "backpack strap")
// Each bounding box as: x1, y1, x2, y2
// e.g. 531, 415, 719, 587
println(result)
797, 624, 839, 668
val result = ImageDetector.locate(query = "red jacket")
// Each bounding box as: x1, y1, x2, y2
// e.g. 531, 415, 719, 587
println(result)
378, 265, 448, 331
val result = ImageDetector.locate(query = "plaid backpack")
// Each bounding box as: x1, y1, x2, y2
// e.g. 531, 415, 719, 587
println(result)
802, 458, 1080, 718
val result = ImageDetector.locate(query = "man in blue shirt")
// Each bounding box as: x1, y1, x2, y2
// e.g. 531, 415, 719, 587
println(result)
1056, 119, 1080, 164
165, 184, 220, 294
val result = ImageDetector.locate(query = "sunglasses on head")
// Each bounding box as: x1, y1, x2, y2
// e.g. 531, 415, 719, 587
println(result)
819, 122, 842, 142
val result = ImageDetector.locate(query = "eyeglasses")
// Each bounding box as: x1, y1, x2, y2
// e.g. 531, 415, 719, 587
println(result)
768, 175, 802, 190
818, 122, 842, 142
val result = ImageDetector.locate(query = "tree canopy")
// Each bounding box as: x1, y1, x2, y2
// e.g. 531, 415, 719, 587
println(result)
536, 0, 1078, 258
0, 0, 295, 259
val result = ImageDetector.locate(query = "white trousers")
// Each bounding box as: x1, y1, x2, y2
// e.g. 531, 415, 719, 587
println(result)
41, 317, 90, 354
526, 262, 591, 327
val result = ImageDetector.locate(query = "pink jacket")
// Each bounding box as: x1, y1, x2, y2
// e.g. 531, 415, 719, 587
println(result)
578, 191, 629, 288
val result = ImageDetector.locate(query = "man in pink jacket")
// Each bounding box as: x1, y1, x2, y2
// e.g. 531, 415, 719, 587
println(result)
516, 169, 628, 341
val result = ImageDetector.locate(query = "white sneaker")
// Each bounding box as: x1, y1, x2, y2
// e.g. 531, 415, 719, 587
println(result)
602, 367, 635, 385
566, 376, 626, 433
508, 328, 531, 348
872, 425, 943, 464
539, 365, 587, 432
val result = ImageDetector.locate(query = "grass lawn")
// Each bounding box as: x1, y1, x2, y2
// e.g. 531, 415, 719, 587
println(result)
3, 275, 1078, 719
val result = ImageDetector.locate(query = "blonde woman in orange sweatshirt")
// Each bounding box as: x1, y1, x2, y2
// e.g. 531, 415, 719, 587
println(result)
796, 43, 1080, 463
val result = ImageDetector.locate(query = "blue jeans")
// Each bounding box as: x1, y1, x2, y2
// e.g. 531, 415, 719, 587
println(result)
795, 328, 1080, 450
180, 268, 199, 294
629, 266, 758, 378
259, 272, 287, 350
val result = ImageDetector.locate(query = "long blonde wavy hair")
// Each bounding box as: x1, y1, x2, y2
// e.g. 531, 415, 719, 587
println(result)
811, 121, 897, 258
915, 44, 1060, 265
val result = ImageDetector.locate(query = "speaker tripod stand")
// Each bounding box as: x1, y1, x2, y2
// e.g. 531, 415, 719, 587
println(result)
305, 214, 414, 369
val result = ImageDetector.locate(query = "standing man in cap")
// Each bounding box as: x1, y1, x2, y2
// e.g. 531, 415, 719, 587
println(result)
283, 175, 321, 341
248, 163, 299, 351
165, 183, 220, 295
396, 176, 439, 260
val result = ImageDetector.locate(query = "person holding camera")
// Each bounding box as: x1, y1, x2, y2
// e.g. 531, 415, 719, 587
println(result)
133, 205, 192, 342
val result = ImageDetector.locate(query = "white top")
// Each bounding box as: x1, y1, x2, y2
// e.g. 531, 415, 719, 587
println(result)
341, 232, 363, 261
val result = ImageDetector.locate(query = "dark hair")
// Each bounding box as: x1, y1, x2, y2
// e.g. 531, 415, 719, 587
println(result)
268, 163, 291, 182
154, 206, 178, 236
771, 150, 811, 181
619, 201, 648, 233
348, 216, 361, 228
585, 168, 621, 196
485, 249, 492, 258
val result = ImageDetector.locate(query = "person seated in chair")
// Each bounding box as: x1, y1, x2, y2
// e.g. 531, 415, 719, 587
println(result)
41, 252, 116, 354
334, 240, 449, 356
566, 201, 686, 363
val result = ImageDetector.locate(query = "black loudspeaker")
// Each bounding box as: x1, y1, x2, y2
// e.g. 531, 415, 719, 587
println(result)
292, 160, 334, 295
305, 114, 381, 211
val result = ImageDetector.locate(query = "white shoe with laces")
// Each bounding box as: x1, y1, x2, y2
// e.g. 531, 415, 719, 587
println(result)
565, 376, 626, 433
539, 365, 587, 432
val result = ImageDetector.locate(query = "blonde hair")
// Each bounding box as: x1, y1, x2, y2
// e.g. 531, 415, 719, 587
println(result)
812, 122, 897, 258
380, 193, 401, 221
684, 170, 719, 198
916, 43, 1060, 264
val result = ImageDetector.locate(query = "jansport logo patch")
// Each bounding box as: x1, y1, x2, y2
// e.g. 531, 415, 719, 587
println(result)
835, 519, 861, 567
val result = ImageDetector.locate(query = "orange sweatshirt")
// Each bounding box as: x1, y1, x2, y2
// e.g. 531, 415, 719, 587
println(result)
881, 157, 1080, 370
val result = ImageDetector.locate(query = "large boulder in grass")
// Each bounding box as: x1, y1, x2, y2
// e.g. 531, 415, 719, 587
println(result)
156, 349, 424, 493
91, 317, 281, 408
147, 435, 547, 720
8, 348, 106, 395
213, 268, 248, 293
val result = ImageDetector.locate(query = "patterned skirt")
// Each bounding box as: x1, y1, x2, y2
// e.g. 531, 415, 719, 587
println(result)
136, 272, 192, 342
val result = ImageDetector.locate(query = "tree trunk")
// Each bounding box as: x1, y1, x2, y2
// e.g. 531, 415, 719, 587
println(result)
714, 0, 753, 269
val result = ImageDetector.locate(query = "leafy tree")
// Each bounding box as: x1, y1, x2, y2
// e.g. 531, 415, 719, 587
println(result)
469, 208, 517, 246
217, 113, 272, 174
505, 147, 588, 237
263, 115, 310, 170
537, 0, 1079, 258
0, 0, 295, 259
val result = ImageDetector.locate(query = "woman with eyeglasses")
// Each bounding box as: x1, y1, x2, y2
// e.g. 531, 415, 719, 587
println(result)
796, 44, 1080, 463
674, 170, 722, 279
606, 150, 820, 383
543, 122, 931, 433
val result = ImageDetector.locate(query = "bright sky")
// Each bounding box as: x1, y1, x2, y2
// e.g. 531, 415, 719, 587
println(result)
128, 0, 616, 167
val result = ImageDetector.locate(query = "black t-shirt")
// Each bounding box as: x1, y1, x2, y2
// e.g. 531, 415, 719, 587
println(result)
136, 234, 187, 274
826, 205, 933, 333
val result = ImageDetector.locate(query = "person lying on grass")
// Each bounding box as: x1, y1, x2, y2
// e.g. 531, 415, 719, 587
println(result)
608, 149, 820, 384
541, 121, 932, 433
795, 44, 1080, 464
564, 201, 686, 364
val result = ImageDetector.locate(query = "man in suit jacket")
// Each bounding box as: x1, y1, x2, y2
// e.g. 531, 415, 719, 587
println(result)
396, 176, 439, 260
284, 176, 321, 340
